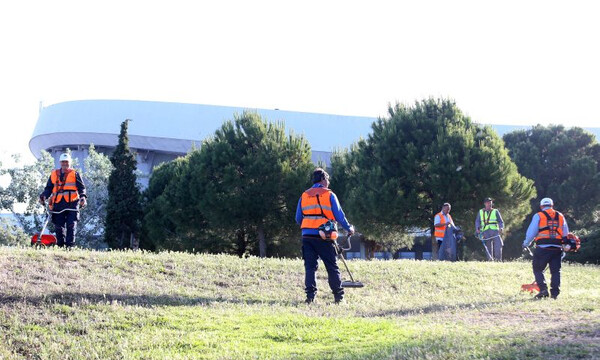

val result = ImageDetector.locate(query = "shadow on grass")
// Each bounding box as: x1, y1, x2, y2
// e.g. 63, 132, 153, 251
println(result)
484, 319, 600, 360
0, 292, 303, 308
1, 292, 534, 315
368, 297, 530, 317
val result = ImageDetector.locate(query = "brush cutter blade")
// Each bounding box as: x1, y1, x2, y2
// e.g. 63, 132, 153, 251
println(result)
341, 281, 364, 288
521, 282, 540, 293
31, 234, 57, 246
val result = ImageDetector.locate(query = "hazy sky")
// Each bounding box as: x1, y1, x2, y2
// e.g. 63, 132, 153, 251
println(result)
1, 0, 598, 164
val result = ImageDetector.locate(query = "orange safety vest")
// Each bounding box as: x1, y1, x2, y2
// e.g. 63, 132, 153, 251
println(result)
300, 187, 335, 229
434, 212, 452, 238
535, 209, 565, 246
49, 169, 79, 210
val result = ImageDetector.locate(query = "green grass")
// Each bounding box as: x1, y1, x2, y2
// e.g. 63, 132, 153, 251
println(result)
0, 247, 598, 359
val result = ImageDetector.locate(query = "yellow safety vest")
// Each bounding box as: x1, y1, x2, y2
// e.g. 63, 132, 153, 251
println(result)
479, 209, 499, 231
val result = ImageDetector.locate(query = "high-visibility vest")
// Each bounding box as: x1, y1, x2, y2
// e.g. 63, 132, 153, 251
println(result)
434, 212, 452, 238
535, 209, 565, 246
300, 187, 335, 229
49, 169, 79, 210
479, 209, 499, 231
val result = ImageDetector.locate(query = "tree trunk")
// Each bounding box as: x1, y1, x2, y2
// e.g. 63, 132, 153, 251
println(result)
430, 195, 439, 260
430, 221, 438, 261
257, 222, 267, 258
236, 229, 246, 258
130, 233, 139, 250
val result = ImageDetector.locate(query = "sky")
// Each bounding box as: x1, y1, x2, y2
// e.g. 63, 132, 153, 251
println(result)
1, 0, 599, 165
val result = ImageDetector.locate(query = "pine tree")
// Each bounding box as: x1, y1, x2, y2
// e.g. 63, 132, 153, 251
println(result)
176, 111, 313, 257
503, 125, 600, 225
504, 125, 600, 262
332, 98, 536, 259
104, 119, 142, 249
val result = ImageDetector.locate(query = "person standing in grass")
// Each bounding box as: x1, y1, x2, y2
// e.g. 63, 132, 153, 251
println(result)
296, 168, 354, 304
475, 197, 505, 261
433, 202, 454, 249
39, 153, 87, 248
522, 197, 569, 300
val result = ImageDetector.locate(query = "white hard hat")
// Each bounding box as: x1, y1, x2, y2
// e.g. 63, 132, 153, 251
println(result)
540, 197, 554, 207
59, 153, 72, 163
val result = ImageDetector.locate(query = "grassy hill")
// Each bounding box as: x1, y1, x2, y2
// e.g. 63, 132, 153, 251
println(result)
0, 247, 598, 360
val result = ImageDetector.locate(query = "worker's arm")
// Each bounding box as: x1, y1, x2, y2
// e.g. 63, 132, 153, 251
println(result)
474, 211, 481, 232
562, 215, 569, 235
433, 214, 442, 227
522, 214, 540, 248
75, 171, 87, 198
39, 176, 54, 203
330, 192, 354, 234
75, 172, 87, 207
295, 198, 303, 225
496, 209, 504, 231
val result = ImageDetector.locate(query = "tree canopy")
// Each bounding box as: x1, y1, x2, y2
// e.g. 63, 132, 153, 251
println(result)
141, 157, 216, 252
142, 111, 314, 257
503, 125, 600, 226
0, 151, 54, 235
78, 144, 113, 248
504, 125, 600, 262
332, 98, 536, 259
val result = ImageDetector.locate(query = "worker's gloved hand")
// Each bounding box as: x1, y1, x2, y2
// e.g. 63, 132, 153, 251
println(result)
39, 195, 46, 205
79, 197, 87, 208
347, 225, 355, 236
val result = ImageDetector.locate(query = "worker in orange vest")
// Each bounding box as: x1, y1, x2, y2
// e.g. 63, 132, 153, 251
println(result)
522, 197, 569, 299
296, 168, 354, 304
433, 203, 455, 249
39, 153, 87, 247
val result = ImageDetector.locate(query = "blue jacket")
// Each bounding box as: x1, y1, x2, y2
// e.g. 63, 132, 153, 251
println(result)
295, 184, 353, 237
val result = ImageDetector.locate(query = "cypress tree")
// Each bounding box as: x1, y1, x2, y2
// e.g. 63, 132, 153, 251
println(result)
104, 119, 142, 249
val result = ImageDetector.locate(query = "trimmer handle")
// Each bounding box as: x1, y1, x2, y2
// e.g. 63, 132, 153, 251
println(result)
336, 232, 353, 252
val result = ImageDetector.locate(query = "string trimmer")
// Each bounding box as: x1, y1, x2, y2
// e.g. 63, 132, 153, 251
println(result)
31, 203, 56, 247
520, 245, 539, 292
477, 233, 494, 260
333, 234, 364, 288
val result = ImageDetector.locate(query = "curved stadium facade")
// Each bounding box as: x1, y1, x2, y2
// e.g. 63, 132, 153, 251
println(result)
30, 100, 376, 186
30, 99, 600, 188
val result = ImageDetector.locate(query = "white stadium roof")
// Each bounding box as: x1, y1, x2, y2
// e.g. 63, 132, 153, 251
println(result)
30, 99, 600, 162
29, 100, 376, 158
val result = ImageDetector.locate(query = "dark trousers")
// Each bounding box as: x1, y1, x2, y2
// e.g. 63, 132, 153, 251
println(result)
533, 247, 562, 297
52, 211, 79, 247
302, 237, 344, 300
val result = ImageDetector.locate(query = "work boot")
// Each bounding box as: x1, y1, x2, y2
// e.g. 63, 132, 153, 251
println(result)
534, 290, 549, 300
334, 296, 344, 304
551, 294, 558, 300
305, 298, 314, 304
